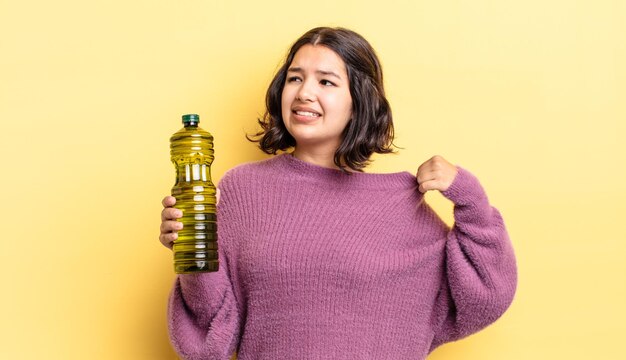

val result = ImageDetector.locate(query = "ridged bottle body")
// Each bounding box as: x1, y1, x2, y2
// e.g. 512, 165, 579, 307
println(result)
170, 120, 218, 274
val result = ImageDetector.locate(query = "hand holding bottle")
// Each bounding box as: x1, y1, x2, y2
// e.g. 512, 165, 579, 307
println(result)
159, 196, 182, 250
159, 190, 220, 250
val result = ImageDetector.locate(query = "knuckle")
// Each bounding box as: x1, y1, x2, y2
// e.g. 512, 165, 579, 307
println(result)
161, 209, 172, 221
163, 196, 176, 207
162, 221, 176, 233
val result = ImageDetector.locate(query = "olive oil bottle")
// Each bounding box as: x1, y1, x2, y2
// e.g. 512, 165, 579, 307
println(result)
170, 114, 218, 274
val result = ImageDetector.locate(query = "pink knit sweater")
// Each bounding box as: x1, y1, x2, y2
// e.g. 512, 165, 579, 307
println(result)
168, 153, 517, 359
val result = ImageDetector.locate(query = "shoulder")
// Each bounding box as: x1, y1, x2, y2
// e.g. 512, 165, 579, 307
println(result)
217, 155, 281, 191
215, 156, 285, 228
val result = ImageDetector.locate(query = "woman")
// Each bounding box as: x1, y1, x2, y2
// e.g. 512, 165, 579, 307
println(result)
159, 27, 517, 360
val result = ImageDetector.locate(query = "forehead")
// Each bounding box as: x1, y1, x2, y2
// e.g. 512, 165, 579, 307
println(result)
290, 44, 347, 74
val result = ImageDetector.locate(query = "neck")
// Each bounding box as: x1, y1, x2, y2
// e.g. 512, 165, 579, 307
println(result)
291, 147, 358, 172
291, 148, 337, 169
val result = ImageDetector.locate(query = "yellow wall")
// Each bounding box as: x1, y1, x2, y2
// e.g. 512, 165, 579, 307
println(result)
1, 0, 624, 359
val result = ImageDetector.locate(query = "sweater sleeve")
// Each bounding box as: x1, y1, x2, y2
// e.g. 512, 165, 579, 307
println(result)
429, 166, 517, 352
167, 177, 242, 360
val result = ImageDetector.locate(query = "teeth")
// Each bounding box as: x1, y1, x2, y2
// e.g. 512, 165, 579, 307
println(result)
296, 111, 320, 117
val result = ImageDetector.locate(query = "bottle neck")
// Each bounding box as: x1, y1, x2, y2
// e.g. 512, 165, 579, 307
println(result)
184, 122, 198, 127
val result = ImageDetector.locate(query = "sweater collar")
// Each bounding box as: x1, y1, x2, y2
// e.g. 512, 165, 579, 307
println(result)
274, 153, 418, 190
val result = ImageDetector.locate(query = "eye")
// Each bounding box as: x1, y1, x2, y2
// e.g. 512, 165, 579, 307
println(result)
320, 79, 336, 86
287, 76, 302, 83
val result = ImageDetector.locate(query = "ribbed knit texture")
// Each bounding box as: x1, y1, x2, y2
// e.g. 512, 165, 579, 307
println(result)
167, 153, 517, 360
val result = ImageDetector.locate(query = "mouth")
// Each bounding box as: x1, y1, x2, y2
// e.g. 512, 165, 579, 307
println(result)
293, 110, 321, 117
291, 105, 322, 122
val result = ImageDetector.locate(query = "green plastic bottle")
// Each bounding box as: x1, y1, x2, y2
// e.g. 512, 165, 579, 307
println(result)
170, 114, 219, 274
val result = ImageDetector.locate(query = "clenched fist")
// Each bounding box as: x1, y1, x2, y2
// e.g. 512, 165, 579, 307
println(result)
415, 155, 458, 194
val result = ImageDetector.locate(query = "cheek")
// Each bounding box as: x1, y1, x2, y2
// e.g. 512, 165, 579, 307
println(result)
327, 94, 352, 115
280, 89, 290, 117
342, 96, 353, 119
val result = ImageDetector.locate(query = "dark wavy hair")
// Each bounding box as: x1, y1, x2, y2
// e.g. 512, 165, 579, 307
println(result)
246, 26, 398, 173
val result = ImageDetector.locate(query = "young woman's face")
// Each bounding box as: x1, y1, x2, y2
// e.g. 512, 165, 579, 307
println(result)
281, 44, 353, 151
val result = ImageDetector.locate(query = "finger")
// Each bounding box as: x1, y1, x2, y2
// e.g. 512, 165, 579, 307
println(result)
416, 161, 428, 175
416, 170, 437, 185
418, 182, 428, 193
159, 232, 177, 249
430, 155, 451, 170
160, 220, 183, 234
216, 188, 221, 206
430, 155, 444, 164
417, 155, 447, 173
162, 196, 176, 208
416, 159, 435, 178
418, 179, 442, 193
161, 207, 183, 221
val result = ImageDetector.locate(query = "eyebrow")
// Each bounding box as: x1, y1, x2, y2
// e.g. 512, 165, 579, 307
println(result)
287, 67, 342, 80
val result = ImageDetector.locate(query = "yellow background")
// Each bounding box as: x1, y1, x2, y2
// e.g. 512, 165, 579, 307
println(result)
1, 0, 624, 359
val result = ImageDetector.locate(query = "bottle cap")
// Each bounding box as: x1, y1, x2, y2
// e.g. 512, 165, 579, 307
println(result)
182, 114, 200, 125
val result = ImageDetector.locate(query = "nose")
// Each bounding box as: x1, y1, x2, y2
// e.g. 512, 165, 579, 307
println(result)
295, 78, 315, 102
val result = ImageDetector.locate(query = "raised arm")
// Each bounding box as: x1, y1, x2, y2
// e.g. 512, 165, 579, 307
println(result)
167, 184, 242, 360
428, 166, 517, 351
